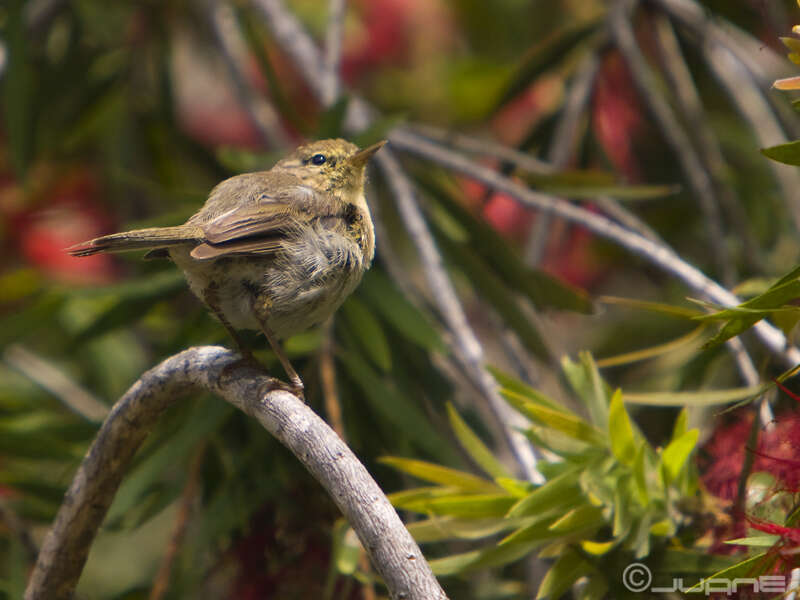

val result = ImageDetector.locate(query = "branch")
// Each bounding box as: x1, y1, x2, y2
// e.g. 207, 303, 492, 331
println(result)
24, 347, 447, 600
525, 52, 599, 265
387, 128, 800, 368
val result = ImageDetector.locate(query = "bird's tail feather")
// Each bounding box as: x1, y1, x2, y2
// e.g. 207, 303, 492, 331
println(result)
67, 226, 201, 257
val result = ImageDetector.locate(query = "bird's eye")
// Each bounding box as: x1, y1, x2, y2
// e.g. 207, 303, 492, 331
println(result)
311, 153, 326, 165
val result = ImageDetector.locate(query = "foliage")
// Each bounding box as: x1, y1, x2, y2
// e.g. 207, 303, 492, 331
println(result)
2, 0, 800, 598
378, 354, 744, 598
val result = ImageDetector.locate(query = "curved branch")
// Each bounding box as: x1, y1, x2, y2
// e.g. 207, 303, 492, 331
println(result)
24, 346, 447, 600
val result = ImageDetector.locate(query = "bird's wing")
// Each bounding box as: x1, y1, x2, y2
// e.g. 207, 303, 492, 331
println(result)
190, 176, 319, 261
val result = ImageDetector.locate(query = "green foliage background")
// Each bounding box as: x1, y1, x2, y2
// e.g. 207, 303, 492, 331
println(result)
2, 0, 800, 598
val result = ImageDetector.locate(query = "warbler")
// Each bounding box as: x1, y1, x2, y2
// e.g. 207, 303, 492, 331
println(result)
69, 138, 386, 394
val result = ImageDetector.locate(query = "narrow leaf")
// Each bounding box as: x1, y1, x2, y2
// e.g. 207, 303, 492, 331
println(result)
446, 403, 512, 479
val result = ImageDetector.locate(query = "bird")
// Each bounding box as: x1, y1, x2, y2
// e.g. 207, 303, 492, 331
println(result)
68, 138, 386, 395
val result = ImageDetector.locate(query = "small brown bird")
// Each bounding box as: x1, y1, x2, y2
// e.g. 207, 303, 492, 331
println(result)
69, 138, 386, 394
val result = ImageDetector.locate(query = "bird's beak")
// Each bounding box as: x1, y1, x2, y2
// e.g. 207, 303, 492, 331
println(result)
349, 140, 387, 168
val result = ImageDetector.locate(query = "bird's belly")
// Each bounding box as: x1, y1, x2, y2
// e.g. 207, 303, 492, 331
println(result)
171, 233, 367, 339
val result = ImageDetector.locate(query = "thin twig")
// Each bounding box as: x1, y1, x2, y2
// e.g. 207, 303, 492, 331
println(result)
652, 12, 761, 271
322, 0, 347, 107
24, 347, 447, 600
407, 124, 663, 243
149, 445, 205, 600
387, 128, 800, 368
407, 124, 554, 175
525, 52, 599, 265
207, 0, 291, 148
320, 319, 346, 439
609, 2, 733, 285
4, 344, 109, 422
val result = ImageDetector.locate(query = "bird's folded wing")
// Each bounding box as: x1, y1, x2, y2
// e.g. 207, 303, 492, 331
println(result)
191, 185, 315, 260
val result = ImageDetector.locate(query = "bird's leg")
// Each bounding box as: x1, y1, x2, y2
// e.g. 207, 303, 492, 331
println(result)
251, 297, 304, 399
203, 285, 263, 376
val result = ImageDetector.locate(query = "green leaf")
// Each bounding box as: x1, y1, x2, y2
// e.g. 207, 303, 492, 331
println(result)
575, 575, 608, 600
506, 468, 582, 518
761, 140, 800, 165
612, 480, 632, 538
216, 146, 282, 173
536, 547, 594, 600
671, 408, 688, 440
598, 296, 703, 319
73, 270, 186, 342
435, 231, 551, 360
332, 522, 361, 575
357, 270, 445, 352
724, 535, 778, 547
406, 515, 524, 543
399, 493, 517, 518
623, 385, 768, 406
491, 367, 567, 413
3, 1, 35, 176
316, 95, 350, 138
596, 326, 706, 368
524, 423, 596, 458
562, 353, 609, 428
379, 457, 497, 492
446, 403, 512, 479
701, 315, 762, 349
548, 504, 604, 534
685, 552, 770, 592
341, 296, 392, 371
495, 19, 600, 109
338, 351, 455, 460
608, 390, 637, 467
525, 170, 680, 200
428, 539, 540, 575
660, 429, 698, 483
504, 391, 606, 445
106, 398, 231, 527
632, 445, 649, 506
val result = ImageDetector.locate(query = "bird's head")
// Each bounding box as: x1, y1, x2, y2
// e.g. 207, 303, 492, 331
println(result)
274, 138, 386, 192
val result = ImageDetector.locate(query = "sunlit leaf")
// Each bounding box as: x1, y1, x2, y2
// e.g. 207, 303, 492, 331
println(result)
503, 391, 606, 445
506, 468, 582, 518
596, 326, 705, 368
623, 385, 768, 406
608, 390, 637, 467
379, 456, 497, 492
341, 295, 392, 371
536, 547, 594, 600
446, 403, 512, 479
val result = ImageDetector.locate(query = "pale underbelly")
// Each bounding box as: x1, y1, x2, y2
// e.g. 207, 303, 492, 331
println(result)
170, 244, 366, 339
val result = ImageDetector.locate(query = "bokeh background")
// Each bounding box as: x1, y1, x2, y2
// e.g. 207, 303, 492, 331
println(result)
3, 0, 800, 598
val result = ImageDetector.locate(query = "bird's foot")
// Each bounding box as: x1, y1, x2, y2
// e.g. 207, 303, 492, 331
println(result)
260, 377, 305, 401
